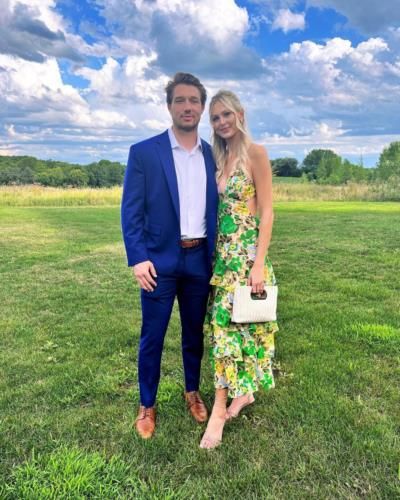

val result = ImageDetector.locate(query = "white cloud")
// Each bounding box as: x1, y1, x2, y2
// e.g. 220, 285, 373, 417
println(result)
0, 55, 84, 106
271, 36, 397, 108
77, 57, 120, 95
238, 32, 400, 162
349, 38, 389, 75
95, 0, 258, 77
272, 9, 305, 33
0, 146, 17, 156
187, 0, 248, 48
306, 0, 400, 34
153, 0, 249, 50
143, 119, 171, 131
5, 123, 31, 141
1, 0, 83, 62
263, 120, 346, 145
9, 0, 64, 33
289, 37, 352, 63
76, 53, 167, 103
75, 110, 135, 129
386, 60, 400, 77
261, 120, 399, 166
105, 0, 249, 51
0, 55, 136, 132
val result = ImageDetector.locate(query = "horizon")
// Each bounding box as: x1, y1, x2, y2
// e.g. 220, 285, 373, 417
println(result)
0, 149, 380, 169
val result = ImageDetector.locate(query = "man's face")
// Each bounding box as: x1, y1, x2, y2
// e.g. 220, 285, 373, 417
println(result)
168, 84, 204, 132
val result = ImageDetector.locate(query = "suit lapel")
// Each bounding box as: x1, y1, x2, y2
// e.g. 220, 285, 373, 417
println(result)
202, 139, 217, 217
202, 140, 218, 264
156, 131, 180, 222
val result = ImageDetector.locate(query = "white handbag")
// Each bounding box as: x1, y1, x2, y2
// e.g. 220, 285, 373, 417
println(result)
231, 285, 278, 323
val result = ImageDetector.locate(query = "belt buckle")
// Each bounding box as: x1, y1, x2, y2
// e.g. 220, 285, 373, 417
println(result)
181, 238, 201, 249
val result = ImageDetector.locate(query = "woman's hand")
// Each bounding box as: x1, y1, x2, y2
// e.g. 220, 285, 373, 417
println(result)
247, 262, 264, 294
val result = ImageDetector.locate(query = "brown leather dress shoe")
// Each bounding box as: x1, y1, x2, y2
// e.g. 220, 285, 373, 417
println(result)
135, 405, 156, 439
184, 391, 208, 423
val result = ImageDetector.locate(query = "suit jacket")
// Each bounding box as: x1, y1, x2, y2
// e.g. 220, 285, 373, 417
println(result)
121, 130, 218, 274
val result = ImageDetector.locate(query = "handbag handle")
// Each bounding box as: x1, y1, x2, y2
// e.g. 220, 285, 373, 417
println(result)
251, 290, 267, 300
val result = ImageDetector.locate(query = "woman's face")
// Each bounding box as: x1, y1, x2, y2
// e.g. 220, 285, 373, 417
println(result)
210, 101, 242, 140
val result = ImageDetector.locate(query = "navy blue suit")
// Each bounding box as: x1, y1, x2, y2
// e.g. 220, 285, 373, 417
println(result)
121, 130, 218, 407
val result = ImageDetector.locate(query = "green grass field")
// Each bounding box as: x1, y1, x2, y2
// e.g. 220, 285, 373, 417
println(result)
1, 202, 399, 499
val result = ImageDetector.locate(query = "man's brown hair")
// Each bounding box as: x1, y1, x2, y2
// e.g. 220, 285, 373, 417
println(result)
165, 72, 207, 105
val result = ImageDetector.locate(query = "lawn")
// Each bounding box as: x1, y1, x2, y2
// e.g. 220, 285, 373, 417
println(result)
0, 202, 399, 499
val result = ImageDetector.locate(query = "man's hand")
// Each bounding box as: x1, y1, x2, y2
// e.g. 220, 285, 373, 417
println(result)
133, 261, 157, 292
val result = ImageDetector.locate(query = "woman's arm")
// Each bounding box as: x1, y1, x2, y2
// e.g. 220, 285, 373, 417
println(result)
247, 143, 274, 293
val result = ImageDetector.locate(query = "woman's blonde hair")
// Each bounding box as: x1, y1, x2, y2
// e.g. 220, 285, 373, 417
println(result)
209, 90, 251, 180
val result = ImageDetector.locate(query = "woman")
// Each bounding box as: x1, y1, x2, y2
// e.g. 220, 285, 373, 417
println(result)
200, 90, 278, 449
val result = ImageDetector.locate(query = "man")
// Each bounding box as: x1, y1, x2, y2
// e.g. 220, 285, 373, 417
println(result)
121, 72, 218, 439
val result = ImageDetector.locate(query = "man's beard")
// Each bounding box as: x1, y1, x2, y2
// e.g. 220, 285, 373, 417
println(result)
174, 115, 199, 132
175, 122, 198, 132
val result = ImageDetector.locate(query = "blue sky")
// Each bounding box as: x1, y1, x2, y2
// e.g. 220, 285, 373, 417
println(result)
1, 0, 399, 167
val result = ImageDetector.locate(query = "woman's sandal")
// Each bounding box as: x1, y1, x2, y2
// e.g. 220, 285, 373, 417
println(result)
226, 394, 255, 420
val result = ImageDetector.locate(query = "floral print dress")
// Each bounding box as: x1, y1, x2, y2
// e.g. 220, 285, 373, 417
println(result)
205, 166, 278, 398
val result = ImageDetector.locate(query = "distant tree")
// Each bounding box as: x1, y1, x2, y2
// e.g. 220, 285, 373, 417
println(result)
301, 149, 341, 180
367, 168, 378, 181
86, 162, 109, 187
272, 158, 301, 177
65, 168, 89, 187
349, 161, 369, 183
16, 156, 38, 170
35, 171, 51, 186
0, 168, 19, 184
98, 160, 123, 185
303, 149, 372, 185
376, 141, 400, 180
36, 167, 65, 187
19, 167, 35, 184
315, 156, 328, 181
106, 162, 125, 185
316, 155, 342, 184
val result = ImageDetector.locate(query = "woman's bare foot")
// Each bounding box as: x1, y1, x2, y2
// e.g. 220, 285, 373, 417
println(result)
200, 388, 228, 449
199, 412, 227, 449
226, 393, 255, 419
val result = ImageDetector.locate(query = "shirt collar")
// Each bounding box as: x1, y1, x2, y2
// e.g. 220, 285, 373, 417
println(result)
168, 127, 202, 152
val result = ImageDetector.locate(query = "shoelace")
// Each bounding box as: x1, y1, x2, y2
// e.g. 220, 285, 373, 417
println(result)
139, 407, 154, 419
187, 393, 202, 407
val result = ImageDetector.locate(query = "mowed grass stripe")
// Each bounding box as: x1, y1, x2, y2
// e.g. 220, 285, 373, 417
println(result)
0, 204, 399, 499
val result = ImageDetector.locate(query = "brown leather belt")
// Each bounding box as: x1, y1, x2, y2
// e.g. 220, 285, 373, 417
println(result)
180, 238, 206, 249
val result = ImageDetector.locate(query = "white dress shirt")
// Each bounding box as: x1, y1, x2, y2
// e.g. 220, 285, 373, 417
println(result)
168, 127, 207, 239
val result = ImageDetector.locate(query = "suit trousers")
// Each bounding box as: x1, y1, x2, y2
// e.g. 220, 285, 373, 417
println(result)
138, 242, 210, 408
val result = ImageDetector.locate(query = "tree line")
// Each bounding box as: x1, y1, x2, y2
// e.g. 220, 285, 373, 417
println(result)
271, 141, 400, 184
0, 157, 125, 187
0, 141, 399, 187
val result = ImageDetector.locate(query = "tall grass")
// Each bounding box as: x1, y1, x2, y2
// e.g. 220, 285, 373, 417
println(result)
272, 176, 303, 184
0, 178, 399, 207
273, 178, 400, 201
0, 185, 122, 207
